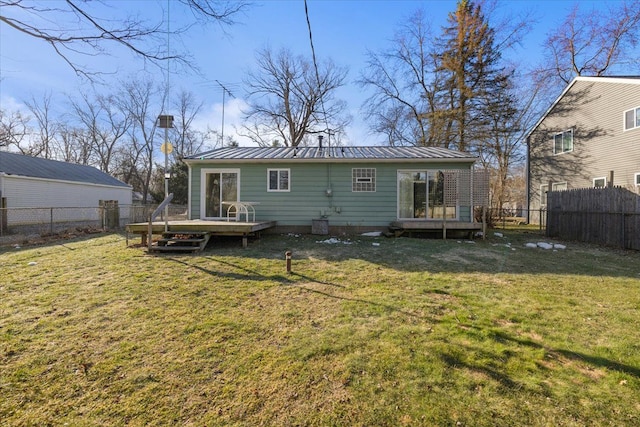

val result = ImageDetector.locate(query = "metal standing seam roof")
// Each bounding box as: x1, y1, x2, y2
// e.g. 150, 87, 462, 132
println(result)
186, 146, 477, 162
0, 151, 130, 188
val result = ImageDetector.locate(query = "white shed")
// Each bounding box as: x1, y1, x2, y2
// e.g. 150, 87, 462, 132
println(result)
0, 151, 132, 232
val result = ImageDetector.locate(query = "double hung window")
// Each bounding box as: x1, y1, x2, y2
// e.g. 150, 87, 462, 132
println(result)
624, 107, 640, 131
553, 129, 573, 154
268, 169, 290, 192
593, 177, 606, 188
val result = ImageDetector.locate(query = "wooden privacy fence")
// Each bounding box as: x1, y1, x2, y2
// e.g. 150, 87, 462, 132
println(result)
547, 187, 640, 250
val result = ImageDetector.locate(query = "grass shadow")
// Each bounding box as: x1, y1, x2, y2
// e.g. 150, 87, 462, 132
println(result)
165, 256, 292, 284
490, 330, 640, 378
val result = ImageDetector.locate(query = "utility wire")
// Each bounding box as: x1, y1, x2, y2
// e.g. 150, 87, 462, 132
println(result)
304, 0, 331, 148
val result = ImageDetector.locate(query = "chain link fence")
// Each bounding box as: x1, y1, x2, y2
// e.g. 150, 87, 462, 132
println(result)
0, 204, 187, 244
484, 207, 546, 231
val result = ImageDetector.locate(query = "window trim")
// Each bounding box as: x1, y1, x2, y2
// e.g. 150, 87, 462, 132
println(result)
267, 168, 290, 192
624, 106, 640, 131
553, 129, 573, 155
634, 173, 640, 186
352, 168, 376, 192
540, 184, 549, 207
540, 182, 567, 207
593, 177, 607, 188
553, 182, 568, 191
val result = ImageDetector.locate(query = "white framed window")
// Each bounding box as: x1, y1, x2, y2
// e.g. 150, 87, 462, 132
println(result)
634, 173, 640, 186
553, 129, 573, 154
624, 107, 640, 131
352, 168, 376, 192
540, 182, 567, 206
540, 184, 549, 207
553, 182, 568, 191
593, 177, 606, 188
267, 169, 290, 192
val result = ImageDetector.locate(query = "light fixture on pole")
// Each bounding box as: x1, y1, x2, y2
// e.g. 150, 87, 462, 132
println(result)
158, 114, 174, 232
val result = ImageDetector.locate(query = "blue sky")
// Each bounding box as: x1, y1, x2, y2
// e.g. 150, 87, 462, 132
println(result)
0, 0, 620, 147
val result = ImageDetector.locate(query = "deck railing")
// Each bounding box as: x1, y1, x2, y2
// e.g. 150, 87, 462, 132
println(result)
148, 193, 174, 251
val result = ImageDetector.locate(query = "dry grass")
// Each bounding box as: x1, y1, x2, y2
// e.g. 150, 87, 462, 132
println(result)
1, 230, 639, 426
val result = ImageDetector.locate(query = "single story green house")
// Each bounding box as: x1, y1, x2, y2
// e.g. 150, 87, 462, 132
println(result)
183, 146, 487, 234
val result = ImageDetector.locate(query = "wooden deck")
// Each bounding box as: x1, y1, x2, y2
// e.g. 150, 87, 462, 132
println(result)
126, 220, 276, 249
389, 220, 484, 239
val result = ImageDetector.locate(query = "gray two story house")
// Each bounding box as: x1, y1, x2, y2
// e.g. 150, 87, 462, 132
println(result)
526, 76, 640, 223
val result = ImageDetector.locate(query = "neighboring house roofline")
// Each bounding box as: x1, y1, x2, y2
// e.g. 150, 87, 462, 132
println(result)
0, 172, 132, 191
525, 75, 640, 140
0, 151, 130, 188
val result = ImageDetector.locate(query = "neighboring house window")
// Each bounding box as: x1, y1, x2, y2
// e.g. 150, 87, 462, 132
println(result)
624, 107, 640, 131
540, 182, 567, 206
553, 129, 573, 154
593, 177, 606, 188
267, 169, 290, 192
540, 184, 549, 207
634, 173, 640, 186
352, 168, 376, 192
554, 182, 568, 191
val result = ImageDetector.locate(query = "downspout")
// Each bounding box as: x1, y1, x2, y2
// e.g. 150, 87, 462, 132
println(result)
319, 135, 333, 216
187, 162, 192, 220
526, 136, 531, 224
0, 172, 5, 236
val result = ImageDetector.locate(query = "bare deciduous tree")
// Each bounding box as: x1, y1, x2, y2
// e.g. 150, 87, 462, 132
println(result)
0, 108, 30, 152
56, 125, 92, 165
24, 93, 59, 159
242, 47, 349, 147
535, 0, 640, 88
170, 90, 215, 159
69, 92, 132, 174
113, 78, 161, 203
358, 10, 442, 147
0, 0, 250, 78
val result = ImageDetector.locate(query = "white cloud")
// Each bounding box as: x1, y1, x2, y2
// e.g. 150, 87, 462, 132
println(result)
194, 97, 255, 147
0, 95, 28, 114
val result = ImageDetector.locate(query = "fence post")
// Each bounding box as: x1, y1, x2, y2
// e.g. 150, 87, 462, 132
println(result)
620, 212, 629, 249
539, 208, 543, 231
0, 197, 6, 236
50, 207, 54, 234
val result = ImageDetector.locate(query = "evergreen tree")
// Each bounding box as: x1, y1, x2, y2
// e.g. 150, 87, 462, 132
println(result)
436, 0, 505, 153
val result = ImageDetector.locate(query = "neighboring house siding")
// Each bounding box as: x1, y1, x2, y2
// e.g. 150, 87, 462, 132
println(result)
189, 161, 473, 226
528, 78, 640, 221
2, 175, 132, 208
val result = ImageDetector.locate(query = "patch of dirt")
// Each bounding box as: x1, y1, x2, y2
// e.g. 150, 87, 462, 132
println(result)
430, 247, 506, 265
0, 227, 105, 248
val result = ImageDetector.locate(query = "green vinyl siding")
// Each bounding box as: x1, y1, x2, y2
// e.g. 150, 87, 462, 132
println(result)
189, 161, 473, 226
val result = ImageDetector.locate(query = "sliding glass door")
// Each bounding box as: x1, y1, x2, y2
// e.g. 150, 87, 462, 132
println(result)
397, 170, 457, 220
201, 169, 239, 219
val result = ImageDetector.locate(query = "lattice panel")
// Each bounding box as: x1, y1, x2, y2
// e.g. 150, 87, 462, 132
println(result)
443, 171, 461, 205
472, 168, 490, 207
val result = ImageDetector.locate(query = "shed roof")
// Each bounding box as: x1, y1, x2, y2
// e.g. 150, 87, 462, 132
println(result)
0, 151, 130, 188
186, 146, 476, 162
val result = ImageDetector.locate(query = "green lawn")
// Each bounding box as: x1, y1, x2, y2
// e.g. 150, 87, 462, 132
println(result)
1, 230, 639, 426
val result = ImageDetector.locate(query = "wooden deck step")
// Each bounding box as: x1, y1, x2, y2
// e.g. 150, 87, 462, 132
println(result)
149, 231, 211, 253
